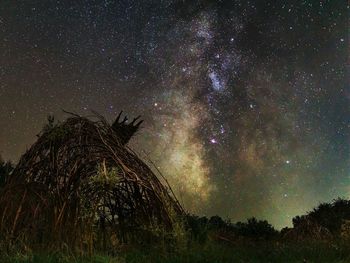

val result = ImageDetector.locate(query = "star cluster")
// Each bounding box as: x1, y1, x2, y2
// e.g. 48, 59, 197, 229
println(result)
0, 0, 348, 228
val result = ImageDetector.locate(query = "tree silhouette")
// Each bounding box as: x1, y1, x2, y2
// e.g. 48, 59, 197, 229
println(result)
235, 217, 278, 240
0, 155, 13, 188
293, 198, 350, 235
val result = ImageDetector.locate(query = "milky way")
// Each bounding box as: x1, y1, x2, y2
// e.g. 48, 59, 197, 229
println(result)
0, 1, 348, 228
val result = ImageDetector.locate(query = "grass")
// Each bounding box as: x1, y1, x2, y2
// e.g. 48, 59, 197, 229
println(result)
1, 241, 350, 263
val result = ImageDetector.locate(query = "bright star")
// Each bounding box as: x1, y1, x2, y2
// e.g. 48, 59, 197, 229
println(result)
210, 138, 218, 144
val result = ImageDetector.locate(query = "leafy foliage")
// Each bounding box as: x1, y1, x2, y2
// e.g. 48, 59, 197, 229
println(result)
292, 198, 350, 235
186, 214, 278, 243
0, 156, 13, 189
235, 217, 278, 240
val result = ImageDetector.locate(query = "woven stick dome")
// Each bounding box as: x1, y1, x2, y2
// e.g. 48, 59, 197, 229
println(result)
0, 111, 183, 247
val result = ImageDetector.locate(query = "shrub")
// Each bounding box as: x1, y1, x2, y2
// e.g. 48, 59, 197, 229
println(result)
293, 198, 350, 235
235, 217, 278, 240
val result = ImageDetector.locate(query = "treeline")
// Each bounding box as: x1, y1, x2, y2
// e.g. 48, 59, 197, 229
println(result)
186, 215, 278, 243
291, 198, 350, 236
186, 198, 350, 243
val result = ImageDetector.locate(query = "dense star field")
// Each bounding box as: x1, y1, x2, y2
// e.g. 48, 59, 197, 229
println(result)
0, 1, 348, 228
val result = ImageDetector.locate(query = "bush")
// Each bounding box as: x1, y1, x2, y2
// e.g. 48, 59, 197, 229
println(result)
293, 198, 350, 235
235, 217, 278, 240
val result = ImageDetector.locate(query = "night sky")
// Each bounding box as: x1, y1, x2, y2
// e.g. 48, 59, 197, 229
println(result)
0, 0, 348, 228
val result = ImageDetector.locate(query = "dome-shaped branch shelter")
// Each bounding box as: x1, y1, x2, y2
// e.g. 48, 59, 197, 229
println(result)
0, 111, 183, 250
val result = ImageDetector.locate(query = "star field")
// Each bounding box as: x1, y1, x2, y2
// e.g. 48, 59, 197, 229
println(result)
0, 0, 348, 228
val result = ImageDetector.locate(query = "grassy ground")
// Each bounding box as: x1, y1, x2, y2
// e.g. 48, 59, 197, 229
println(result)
2, 242, 350, 263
